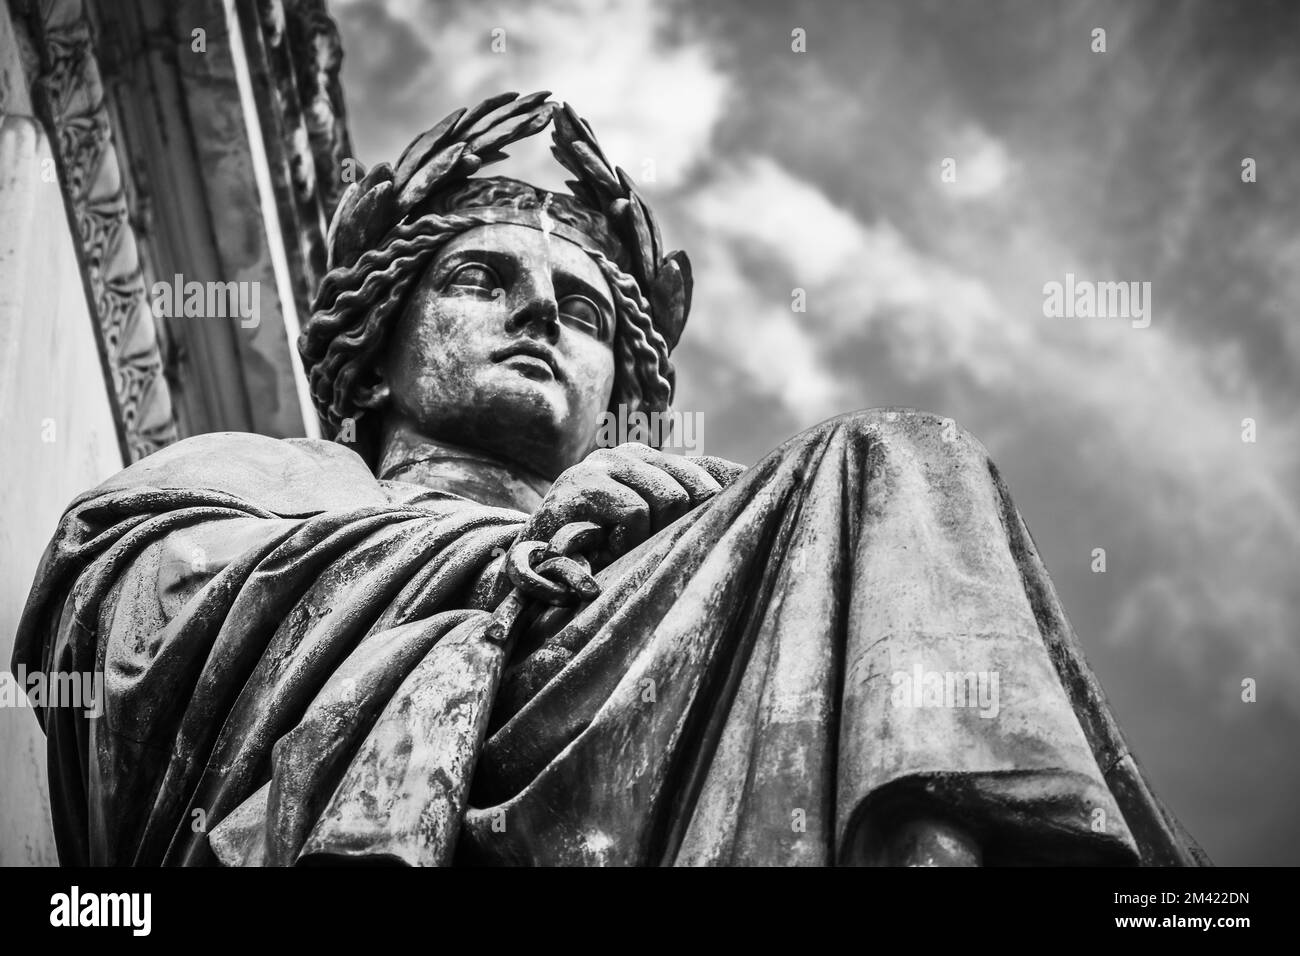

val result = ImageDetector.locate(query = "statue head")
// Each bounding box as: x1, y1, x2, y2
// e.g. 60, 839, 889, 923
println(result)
299, 93, 693, 481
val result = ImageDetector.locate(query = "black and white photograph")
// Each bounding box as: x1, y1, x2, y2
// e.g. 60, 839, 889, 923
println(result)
0, 0, 1293, 933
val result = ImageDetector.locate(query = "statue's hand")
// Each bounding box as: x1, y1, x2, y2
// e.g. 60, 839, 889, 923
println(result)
521, 443, 743, 566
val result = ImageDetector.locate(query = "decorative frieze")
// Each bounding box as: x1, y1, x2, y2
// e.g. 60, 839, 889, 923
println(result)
26, 0, 176, 461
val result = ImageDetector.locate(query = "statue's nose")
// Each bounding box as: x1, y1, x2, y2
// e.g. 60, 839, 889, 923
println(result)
506, 276, 561, 340
506, 297, 560, 340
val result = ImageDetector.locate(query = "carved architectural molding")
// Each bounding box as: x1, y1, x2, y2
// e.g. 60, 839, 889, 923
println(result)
23, 0, 177, 461
11, 0, 355, 454
236, 0, 354, 319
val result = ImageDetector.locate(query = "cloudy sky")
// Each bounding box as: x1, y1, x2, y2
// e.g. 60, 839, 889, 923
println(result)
331, 0, 1300, 864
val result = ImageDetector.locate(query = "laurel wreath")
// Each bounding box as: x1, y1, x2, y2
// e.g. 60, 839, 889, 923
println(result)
324, 91, 691, 351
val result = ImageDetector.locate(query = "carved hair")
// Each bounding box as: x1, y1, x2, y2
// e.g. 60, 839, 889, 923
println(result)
300, 177, 674, 460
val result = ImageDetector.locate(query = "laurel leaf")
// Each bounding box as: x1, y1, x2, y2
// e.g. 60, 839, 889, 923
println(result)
650, 251, 692, 350
357, 161, 393, 191
396, 142, 467, 213
459, 90, 550, 144
393, 109, 463, 189
618, 165, 663, 265
565, 103, 611, 167
327, 180, 362, 257
558, 174, 600, 210
330, 179, 396, 270
573, 142, 621, 196
551, 105, 612, 179
615, 168, 655, 283
467, 101, 555, 157
638, 195, 663, 265
670, 250, 693, 309
450, 91, 522, 137
550, 103, 583, 144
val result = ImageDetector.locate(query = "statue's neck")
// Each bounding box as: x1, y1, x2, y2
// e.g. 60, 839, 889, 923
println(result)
376, 420, 549, 513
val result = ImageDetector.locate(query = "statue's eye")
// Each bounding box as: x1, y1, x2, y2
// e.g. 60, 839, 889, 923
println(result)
447, 263, 500, 297
559, 295, 604, 338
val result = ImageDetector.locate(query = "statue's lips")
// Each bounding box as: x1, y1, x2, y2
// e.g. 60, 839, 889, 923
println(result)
490, 342, 562, 380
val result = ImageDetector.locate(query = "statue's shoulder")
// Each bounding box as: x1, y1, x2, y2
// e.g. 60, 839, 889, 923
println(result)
81, 431, 389, 516
821, 407, 995, 461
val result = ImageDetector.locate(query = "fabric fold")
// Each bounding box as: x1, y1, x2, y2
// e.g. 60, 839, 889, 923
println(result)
13, 412, 1210, 867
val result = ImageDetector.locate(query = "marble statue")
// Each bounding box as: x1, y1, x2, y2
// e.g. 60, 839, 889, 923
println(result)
14, 93, 1208, 866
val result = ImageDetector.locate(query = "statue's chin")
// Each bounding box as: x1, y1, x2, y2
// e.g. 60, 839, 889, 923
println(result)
468, 377, 585, 472
389, 367, 593, 477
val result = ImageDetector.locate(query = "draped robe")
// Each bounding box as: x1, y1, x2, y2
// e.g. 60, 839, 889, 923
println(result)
13, 408, 1209, 866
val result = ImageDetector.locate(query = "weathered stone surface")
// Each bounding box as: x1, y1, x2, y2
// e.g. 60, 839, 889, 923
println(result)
12, 93, 1209, 867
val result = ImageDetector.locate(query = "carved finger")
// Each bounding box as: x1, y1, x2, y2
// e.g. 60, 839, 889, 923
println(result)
590, 477, 651, 557
601, 454, 691, 532
616, 443, 722, 503
686, 454, 747, 488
